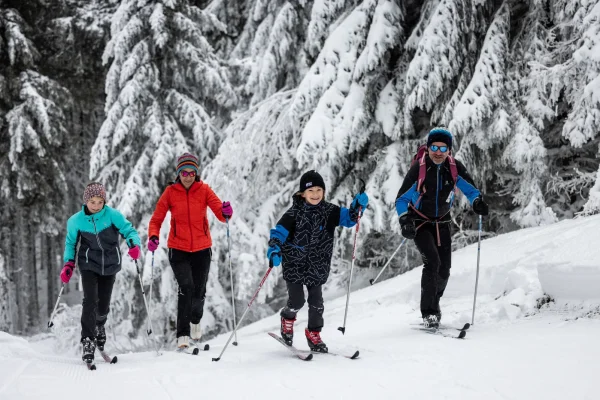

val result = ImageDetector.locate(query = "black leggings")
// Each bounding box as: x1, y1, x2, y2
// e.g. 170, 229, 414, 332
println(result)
80, 270, 116, 341
280, 281, 324, 332
414, 222, 452, 318
169, 248, 211, 338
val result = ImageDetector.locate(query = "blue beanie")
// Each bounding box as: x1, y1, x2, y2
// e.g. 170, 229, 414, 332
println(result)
427, 127, 453, 150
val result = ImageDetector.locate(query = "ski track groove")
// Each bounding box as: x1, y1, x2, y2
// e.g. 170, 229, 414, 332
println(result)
0, 359, 30, 395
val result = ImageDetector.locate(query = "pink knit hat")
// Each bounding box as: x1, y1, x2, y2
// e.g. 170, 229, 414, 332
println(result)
83, 182, 106, 204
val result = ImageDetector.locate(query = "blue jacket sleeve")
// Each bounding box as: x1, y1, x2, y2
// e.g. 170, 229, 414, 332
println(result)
110, 207, 140, 246
455, 160, 481, 204
395, 162, 420, 217
63, 215, 79, 263
269, 206, 296, 246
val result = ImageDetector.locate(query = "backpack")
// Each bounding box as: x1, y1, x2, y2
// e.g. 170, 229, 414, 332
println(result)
410, 144, 458, 194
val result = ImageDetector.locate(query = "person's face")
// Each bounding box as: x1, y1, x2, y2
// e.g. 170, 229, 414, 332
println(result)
86, 197, 105, 214
428, 141, 449, 164
180, 168, 197, 188
301, 187, 324, 205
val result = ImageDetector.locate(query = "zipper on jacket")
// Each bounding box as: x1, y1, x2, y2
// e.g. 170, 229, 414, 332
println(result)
116, 247, 121, 265
91, 217, 105, 275
85, 248, 89, 263
435, 165, 441, 217
186, 189, 193, 251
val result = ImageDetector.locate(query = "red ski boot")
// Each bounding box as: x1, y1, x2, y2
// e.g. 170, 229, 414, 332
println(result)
280, 317, 295, 346
305, 328, 328, 353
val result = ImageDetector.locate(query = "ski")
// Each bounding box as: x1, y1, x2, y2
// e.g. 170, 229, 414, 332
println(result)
411, 322, 470, 339
413, 326, 466, 339
190, 340, 210, 351
84, 361, 96, 370
98, 350, 118, 364
177, 346, 200, 355
310, 349, 360, 359
267, 332, 313, 361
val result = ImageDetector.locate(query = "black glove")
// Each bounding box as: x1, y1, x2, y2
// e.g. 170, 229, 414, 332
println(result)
472, 196, 489, 216
399, 214, 416, 240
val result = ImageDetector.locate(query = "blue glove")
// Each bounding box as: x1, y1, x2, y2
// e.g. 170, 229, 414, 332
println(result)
351, 192, 369, 211
267, 245, 282, 267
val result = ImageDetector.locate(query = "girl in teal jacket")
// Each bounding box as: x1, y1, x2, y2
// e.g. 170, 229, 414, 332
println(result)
61, 182, 140, 364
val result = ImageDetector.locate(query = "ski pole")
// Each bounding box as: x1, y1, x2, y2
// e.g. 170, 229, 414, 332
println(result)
369, 238, 407, 285
148, 250, 154, 336
130, 240, 160, 354
338, 181, 366, 335
471, 215, 483, 325
226, 218, 239, 346
48, 283, 65, 328
212, 263, 274, 362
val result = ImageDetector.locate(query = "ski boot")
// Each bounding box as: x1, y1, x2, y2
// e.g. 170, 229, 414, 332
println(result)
190, 322, 202, 346
177, 335, 190, 350
280, 317, 295, 346
95, 325, 106, 351
305, 328, 328, 353
423, 314, 440, 329
81, 337, 96, 363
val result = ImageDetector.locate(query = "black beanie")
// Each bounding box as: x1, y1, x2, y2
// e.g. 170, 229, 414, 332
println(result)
427, 127, 453, 150
299, 170, 326, 193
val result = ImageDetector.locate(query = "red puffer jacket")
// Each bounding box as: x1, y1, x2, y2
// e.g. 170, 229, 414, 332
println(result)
148, 181, 226, 252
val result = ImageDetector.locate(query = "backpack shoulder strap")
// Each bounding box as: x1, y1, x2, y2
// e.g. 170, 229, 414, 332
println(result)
447, 155, 458, 184
417, 153, 427, 193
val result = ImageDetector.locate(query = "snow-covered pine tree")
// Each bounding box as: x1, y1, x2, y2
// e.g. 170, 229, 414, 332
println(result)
91, 0, 236, 342
0, 6, 73, 333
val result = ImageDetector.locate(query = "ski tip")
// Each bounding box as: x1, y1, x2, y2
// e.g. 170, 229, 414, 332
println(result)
111, 356, 118, 364
337, 327, 346, 335
369, 279, 374, 285
192, 348, 200, 355
203, 344, 210, 351
458, 330, 466, 339
462, 323, 471, 330
350, 351, 360, 359
304, 353, 313, 361
232, 341, 238, 346
211, 357, 220, 362
47, 321, 54, 328
86, 363, 96, 370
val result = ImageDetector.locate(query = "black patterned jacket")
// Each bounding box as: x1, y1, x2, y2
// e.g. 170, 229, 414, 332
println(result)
268, 196, 359, 286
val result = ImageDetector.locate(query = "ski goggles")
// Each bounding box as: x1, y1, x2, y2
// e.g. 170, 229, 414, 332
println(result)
180, 170, 197, 177
430, 145, 448, 153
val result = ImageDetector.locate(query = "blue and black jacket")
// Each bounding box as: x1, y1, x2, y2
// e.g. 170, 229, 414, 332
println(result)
396, 155, 480, 221
63, 205, 141, 276
269, 196, 359, 286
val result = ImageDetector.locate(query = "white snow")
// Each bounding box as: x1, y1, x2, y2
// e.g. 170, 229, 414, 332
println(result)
0, 215, 598, 400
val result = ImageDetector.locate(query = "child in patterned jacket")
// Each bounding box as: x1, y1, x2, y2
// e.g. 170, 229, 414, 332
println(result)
267, 170, 368, 352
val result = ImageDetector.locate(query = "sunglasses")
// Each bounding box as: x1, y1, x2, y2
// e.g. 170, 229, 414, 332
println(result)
430, 145, 448, 153
180, 170, 197, 177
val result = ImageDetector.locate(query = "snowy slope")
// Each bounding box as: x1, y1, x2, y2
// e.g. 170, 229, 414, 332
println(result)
1, 215, 599, 400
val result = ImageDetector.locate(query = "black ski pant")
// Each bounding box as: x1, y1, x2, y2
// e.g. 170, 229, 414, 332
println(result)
414, 222, 452, 319
81, 269, 116, 341
169, 248, 211, 338
280, 281, 324, 332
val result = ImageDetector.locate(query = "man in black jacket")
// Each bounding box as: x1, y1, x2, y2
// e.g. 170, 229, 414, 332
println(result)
395, 128, 488, 328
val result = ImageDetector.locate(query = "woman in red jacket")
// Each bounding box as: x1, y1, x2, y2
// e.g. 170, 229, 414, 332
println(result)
148, 153, 233, 350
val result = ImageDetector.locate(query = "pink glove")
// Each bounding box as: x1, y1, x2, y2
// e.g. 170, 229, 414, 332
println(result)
128, 245, 140, 260
60, 261, 75, 284
148, 237, 159, 252
222, 201, 233, 219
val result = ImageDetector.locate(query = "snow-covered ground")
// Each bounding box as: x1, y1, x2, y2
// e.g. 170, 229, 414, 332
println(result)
1, 215, 599, 400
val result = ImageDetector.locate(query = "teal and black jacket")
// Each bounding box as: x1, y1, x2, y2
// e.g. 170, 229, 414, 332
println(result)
63, 205, 140, 276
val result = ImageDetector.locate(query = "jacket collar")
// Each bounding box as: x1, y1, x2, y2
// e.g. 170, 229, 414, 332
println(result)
81, 205, 107, 219
172, 180, 204, 192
